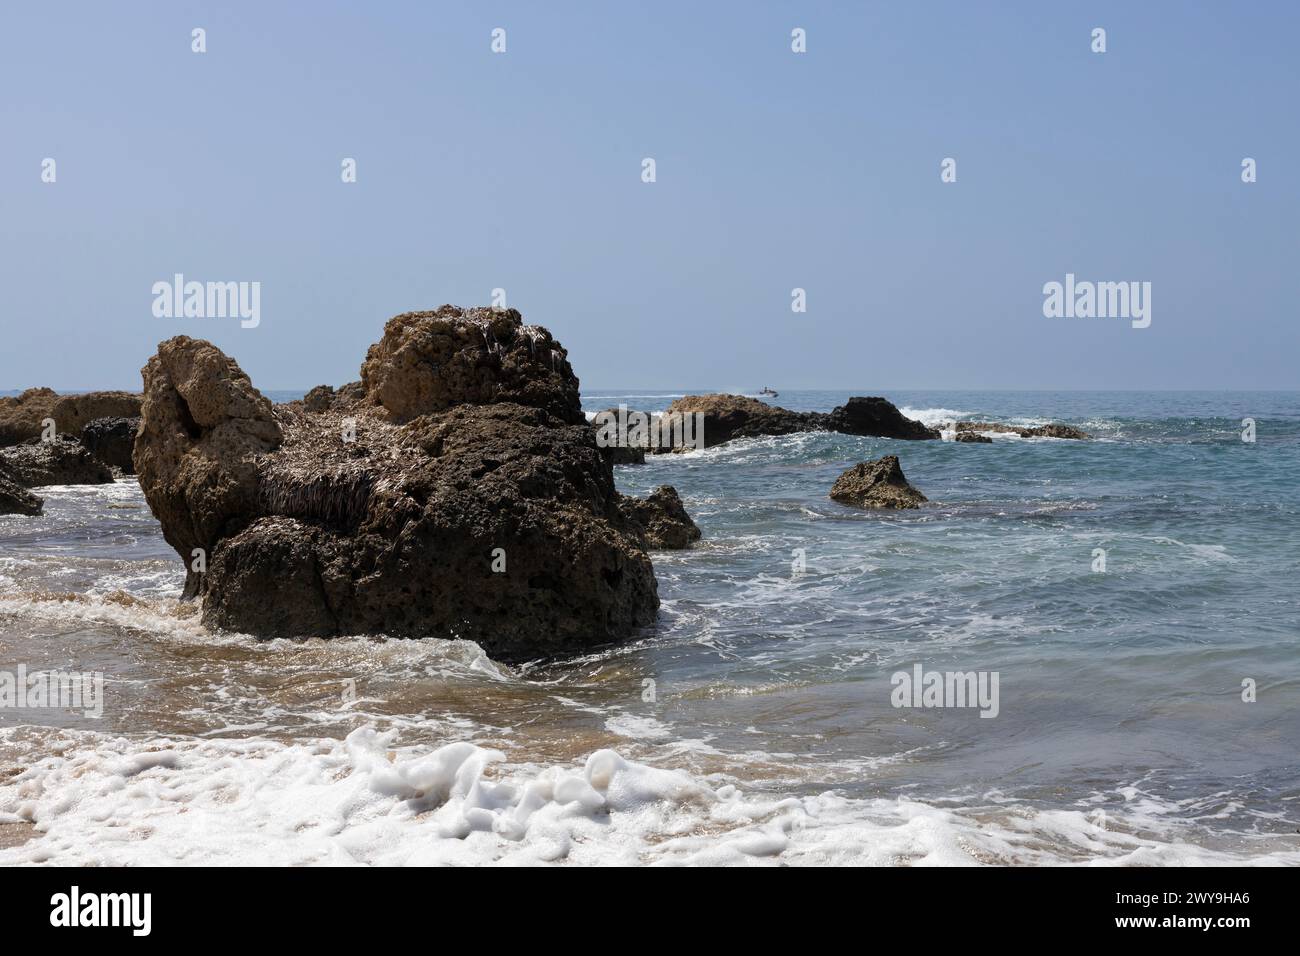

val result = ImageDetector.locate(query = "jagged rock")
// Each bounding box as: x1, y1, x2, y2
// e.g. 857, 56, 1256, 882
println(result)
135, 335, 284, 598
825, 397, 939, 440
0, 388, 141, 447
81, 417, 141, 473
663, 394, 817, 448
955, 432, 993, 444
360, 306, 582, 425
0, 436, 114, 487
0, 461, 43, 515
136, 310, 696, 662
954, 421, 1090, 440
615, 486, 701, 549
829, 456, 927, 509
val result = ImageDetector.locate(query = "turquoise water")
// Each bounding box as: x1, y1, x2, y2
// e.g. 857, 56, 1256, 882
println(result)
1, 389, 1296, 863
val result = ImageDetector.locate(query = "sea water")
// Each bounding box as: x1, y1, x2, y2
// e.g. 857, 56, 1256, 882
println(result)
1, 390, 1297, 864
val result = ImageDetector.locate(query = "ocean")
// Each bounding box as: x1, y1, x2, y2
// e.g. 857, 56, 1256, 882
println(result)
1, 389, 1297, 865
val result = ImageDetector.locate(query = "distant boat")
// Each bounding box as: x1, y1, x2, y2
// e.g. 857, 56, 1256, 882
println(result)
758, 387, 779, 398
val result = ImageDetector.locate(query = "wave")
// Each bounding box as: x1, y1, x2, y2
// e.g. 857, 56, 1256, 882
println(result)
1, 726, 1293, 866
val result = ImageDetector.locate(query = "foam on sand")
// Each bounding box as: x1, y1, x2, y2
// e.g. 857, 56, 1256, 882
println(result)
2, 727, 1295, 867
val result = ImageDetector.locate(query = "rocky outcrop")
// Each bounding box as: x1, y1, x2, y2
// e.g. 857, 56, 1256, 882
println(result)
825, 397, 940, 440
645, 394, 939, 450
81, 417, 141, 473
954, 421, 1090, 440
0, 461, 43, 515
136, 309, 695, 661
955, 432, 992, 444
0, 388, 141, 447
829, 456, 927, 509
135, 336, 284, 598
663, 394, 817, 448
615, 486, 701, 549
359, 306, 581, 424
0, 437, 114, 487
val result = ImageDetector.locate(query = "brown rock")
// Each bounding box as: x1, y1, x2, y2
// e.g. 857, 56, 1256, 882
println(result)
824, 397, 939, 440
359, 306, 582, 425
829, 455, 927, 509
0, 388, 141, 447
135, 335, 283, 598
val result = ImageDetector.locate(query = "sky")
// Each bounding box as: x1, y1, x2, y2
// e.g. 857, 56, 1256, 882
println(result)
1, 1, 1296, 392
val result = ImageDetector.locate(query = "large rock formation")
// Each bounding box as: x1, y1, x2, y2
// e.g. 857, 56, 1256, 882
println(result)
0, 437, 114, 487
0, 388, 141, 447
136, 307, 695, 661
829, 456, 927, 509
82, 417, 141, 473
0, 460, 43, 516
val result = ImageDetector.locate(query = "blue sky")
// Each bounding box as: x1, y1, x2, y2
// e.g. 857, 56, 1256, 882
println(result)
1, 1, 1296, 391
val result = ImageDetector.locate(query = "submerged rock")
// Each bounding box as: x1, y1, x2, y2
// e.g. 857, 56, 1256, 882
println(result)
954, 421, 1090, 440
0, 436, 114, 487
0, 461, 43, 515
829, 456, 927, 509
136, 308, 696, 661
615, 486, 701, 549
0, 388, 141, 447
954, 432, 993, 444
81, 417, 141, 473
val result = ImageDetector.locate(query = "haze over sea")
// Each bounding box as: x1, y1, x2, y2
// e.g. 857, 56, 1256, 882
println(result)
1, 388, 1297, 864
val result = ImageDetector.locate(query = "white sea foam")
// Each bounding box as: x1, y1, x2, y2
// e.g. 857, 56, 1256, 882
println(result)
2, 727, 1294, 867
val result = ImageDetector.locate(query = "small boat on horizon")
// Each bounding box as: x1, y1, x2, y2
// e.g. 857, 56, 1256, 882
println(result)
758, 387, 779, 398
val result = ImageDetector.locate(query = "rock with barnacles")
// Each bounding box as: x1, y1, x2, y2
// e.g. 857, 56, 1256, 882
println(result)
136, 308, 695, 661
0, 459, 44, 515
614, 485, 701, 549
829, 455, 927, 509
82, 416, 142, 473
0, 436, 114, 487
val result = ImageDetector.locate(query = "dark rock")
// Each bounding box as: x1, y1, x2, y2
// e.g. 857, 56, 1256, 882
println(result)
829, 455, 927, 509
825, 397, 940, 440
81, 417, 141, 473
1022, 423, 1091, 440
663, 394, 818, 448
136, 310, 698, 662
955, 432, 993, 444
0, 461, 43, 515
0, 388, 141, 447
0, 436, 114, 487
615, 486, 701, 549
